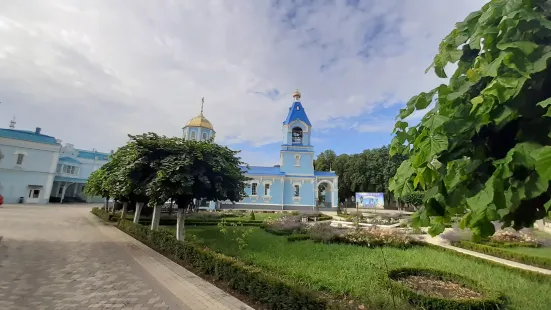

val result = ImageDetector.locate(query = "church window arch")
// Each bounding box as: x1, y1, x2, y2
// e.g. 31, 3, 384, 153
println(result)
202, 132, 208, 141
294, 154, 301, 167
292, 127, 303, 145
190, 131, 197, 140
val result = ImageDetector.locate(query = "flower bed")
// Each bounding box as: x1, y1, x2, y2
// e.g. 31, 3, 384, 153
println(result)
91, 207, 115, 222
388, 268, 504, 310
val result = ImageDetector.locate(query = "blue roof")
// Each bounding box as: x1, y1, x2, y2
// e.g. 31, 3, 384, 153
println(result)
0, 128, 58, 145
58, 156, 81, 165
240, 166, 285, 176
314, 171, 337, 177
76, 149, 110, 161
54, 176, 88, 183
283, 101, 312, 126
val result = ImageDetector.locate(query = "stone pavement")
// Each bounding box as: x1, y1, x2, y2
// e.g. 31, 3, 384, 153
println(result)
0, 204, 254, 310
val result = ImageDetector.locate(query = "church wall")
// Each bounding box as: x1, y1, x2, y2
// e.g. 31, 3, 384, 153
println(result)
240, 176, 284, 206
283, 179, 315, 206
280, 151, 314, 175
183, 127, 215, 141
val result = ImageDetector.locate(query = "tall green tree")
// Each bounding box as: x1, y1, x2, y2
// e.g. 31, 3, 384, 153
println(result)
139, 136, 249, 241
390, 0, 551, 238
314, 150, 337, 171
84, 168, 111, 210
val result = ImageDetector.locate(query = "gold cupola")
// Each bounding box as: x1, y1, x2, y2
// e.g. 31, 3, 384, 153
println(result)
184, 97, 214, 131
292, 89, 301, 101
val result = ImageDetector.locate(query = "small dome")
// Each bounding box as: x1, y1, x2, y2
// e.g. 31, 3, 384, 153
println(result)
185, 114, 214, 130
292, 89, 301, 99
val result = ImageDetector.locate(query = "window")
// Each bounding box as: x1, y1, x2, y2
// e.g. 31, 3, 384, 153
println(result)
202, 132, 208, 141
32, 189, 40, 198
190, 131, 197, 140
251, 183, 258, 196
292, 127, 303, 144
264, 183, 270, 196
294, 185, 300, 197
16, 153, 25, 165
294, 154, 300, 167
184, 132, 188, 140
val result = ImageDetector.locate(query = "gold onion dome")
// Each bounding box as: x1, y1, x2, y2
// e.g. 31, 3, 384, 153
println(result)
292, 89, 301, 99
185, 114, 214, 130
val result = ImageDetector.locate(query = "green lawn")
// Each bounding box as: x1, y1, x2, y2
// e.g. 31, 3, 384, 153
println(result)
178, 226, 551, 310
501, 246, 551, 260
222, 212, 284, 221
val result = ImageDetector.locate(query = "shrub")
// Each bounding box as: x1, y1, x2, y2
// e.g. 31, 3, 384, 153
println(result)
307, 222, 342, 243
287, 234, 310, 242
249, 211, 256, 221
484, 229, 541, 247
188, 212, 223, 221
262, 216, 306, 235
388, 268, 504, 310
339, 227, 421, 249
91, 207, 114, 222
453, 241, 551, 270
117, 220, 355, 309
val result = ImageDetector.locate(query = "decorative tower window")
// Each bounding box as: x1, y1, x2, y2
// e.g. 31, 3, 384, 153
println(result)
190, 131, 197, 140
294, 154, 301, 167
292, 127, 303, 145
16, 153, 25, 165
294, 185, 300, 197
202, 132, 208, 141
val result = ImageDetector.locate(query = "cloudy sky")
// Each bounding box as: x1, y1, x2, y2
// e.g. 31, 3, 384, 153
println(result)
0, 0, 486, 166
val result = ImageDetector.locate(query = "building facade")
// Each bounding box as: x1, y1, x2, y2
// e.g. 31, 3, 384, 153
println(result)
183, 91, 338, 211
0, 127, 110, 204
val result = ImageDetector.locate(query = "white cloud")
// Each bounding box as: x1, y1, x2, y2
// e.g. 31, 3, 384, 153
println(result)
0, 0, 487, 153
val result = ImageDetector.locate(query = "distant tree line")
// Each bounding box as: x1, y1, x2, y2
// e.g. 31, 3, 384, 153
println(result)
314, 146, 421, 209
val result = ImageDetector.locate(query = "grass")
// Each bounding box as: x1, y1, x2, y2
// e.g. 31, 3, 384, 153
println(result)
500, 246, 551, 260
176, 226, 551, 310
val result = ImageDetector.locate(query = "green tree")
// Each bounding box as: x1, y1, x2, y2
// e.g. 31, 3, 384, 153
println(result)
84, 168, 111, 210
142, 136, 249, 241
389, 0, 551, 238
314, 150, 337, 171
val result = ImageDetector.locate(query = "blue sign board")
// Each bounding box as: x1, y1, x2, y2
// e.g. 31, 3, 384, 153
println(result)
355, 192, 385, 209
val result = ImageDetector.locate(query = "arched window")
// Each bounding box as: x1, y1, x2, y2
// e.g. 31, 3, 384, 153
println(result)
294, 154, 301, 167
202, 132, 208, 141
292, 127, 303, 144
190, 131, 197, 140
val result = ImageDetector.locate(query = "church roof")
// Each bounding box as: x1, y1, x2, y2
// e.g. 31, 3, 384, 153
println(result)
283, 101, 311, 126
185, 114, 214, 130
0, 128, 58, 145
240, 166, 284, 176
58, 156, 82, 165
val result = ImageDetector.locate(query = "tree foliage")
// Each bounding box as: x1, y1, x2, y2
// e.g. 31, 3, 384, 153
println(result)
389, 0, 551, 238
315, 146, 406, 203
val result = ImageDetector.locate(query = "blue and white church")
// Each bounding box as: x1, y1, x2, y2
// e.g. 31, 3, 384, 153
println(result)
183, 91, 338, 211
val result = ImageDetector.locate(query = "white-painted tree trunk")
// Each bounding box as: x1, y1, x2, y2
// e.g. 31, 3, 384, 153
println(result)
150, 205, 162, 231
176, 208, 186, 241
120, 202, 128, 221
111, 201, 117, 215
134, 202, 144, 224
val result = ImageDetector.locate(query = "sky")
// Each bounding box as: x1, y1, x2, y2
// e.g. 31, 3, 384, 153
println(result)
0, 0, 487, 166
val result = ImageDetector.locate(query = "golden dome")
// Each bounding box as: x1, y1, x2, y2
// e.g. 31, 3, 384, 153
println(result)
185, 114, 214, 130
292, 89, 301, 99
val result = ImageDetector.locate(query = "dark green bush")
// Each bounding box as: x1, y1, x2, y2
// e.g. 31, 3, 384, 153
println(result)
453, 241, 551, 270
91, 207, 115, 222
287, 234, 310, 242
117, 220, 354, 309
249, 211, 256, 221
388, 268, 504, 310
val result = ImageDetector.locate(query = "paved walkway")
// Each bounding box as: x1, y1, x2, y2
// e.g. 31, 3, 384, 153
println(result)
0, 204, 253, 310
418, 234, 551, 275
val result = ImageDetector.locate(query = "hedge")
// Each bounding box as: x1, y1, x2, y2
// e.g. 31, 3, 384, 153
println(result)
116, 219, 356, 309
287, 234, 310, 242
452, 241, 551, 270
91, 207, 115, 222
387, 267, 504, 310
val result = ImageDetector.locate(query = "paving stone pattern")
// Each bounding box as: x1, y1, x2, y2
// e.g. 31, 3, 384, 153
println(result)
0, 205, 252, 310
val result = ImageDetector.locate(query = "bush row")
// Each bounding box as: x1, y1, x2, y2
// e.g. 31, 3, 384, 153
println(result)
479, 240, 541, 248
452, 241, 551, 270
388, 267, 504, 310
91, 207, 115, 222
287, 234, 310, 242
116, 220, 356, 309
108, 216, 263, 227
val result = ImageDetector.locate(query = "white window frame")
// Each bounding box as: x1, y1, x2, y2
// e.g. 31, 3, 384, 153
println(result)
202, 132, 208, 141
190, 131, 197, 140
294, 154, 301, 167
251, 182, 258, 196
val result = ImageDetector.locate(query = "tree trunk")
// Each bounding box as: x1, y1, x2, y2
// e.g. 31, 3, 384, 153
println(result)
134, 202, 144, 224
121, 202, 128, 221
111, 201, 117, 215
176, 208, 186, 241
150, 205, 162, 231
104, 197, 109, 210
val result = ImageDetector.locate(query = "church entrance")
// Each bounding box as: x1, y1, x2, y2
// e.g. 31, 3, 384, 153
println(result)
316, 181, 333, 208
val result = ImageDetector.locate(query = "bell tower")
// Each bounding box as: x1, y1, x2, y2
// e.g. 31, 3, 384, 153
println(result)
280, 90, 314, 175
